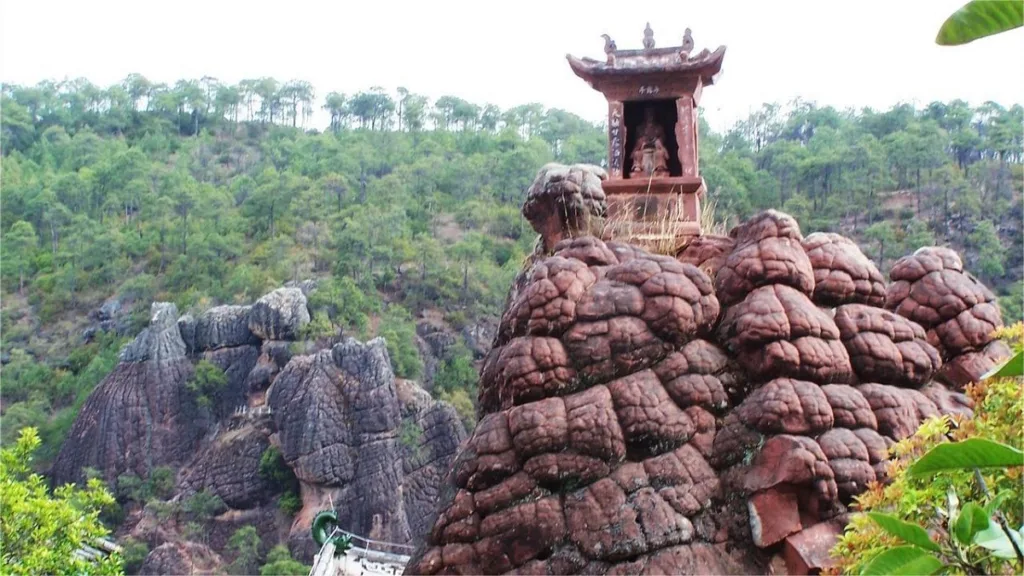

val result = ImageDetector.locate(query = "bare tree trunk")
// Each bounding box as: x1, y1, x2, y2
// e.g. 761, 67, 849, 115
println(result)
159, 226, 167, 272
943, 186, 950, 236
181, 213, 188, 255
915, 168, 922, 216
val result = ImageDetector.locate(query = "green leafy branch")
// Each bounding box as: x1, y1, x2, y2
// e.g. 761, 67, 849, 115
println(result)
861, 351, 1024, 575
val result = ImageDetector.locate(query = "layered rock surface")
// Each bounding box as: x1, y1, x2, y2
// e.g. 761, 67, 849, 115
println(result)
52, 303, 204, 486
55, 285, 467, 568
406, 173, 1007, 575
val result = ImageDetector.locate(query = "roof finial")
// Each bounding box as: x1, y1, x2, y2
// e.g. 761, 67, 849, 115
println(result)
643, 22, 655, 50
680, 28, 694, 60
601, 33, 617, 65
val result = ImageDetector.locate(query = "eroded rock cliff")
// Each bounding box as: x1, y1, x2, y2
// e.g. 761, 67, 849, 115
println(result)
54, 283, 467, 568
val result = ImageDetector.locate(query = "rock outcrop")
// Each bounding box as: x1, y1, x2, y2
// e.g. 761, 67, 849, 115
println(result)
249, 287, 311, 341
55, 285, 469, 569
802, 232, 886, 307
522, 163, 608, 252
181, 420, 276, 509
269, 337, 468, 559
52, 303, 204, 486
194, 305, 259, 351
398, 380, 471, 542
405, 167, 1008, 576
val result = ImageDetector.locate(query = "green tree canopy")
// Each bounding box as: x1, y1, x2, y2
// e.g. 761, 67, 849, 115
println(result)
0, 428, 122, 576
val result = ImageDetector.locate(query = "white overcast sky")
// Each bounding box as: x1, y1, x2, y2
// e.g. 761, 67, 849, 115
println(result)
2, 0, 1022, 132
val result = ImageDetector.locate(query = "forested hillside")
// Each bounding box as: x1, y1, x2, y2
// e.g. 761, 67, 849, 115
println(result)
1, 76, 1021, 467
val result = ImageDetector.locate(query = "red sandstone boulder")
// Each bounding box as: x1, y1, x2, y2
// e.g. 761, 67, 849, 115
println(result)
802, 232, 886, 307
886, 247, 1003, 359
782, 520, 844, 574
522, 163, 608, 252
834, 304, 942, 387
716, 211, 815, 306
676, 234, 736, 280
717, 285, 853, 384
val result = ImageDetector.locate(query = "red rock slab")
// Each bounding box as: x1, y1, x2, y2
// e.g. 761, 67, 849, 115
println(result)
486, 336, 577, 411
716, 236, 815, 306
748, 487, 802, 548
562, 316, 671, 384
563, 384, 627, 462
782, 520, 844, 574
856, 383, 926, 441
889, 247, 963, 283
740, 435, 838, 506
735, 378, 835, 435
651, 340, 735, 413
717, 284, 842, 350
919, 381, 974, 418
606, 370, 695, 453
505, 257, 598, 339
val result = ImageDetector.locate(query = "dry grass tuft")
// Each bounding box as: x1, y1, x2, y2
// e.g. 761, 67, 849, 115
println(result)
599, 187, 694, 255
700, 195, 730, 236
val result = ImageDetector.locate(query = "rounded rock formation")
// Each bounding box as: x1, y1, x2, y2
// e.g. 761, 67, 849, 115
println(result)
833, 304, 942, 387
52, 303, 205, 486
248, 287, 311, 341
194, 305, 259, 351
802, 232, 886, 307
522, 163, 608, 252
886, 247, 1007, 386
404, 177, 1001, 576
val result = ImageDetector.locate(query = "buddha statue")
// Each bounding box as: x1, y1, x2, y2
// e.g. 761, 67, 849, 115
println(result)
630, 107, 670, 178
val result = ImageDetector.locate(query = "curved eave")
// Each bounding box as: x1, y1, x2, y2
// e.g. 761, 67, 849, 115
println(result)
566, 45, 727, 86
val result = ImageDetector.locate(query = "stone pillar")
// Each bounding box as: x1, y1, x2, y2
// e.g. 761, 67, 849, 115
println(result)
675, 96, 698, 177
608, 101, 624, 178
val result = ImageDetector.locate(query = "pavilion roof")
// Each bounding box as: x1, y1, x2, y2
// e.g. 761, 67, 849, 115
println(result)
566, 45, 726, 84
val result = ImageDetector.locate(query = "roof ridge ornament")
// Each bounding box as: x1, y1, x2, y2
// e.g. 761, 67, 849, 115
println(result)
601, 33, 617, 65
680, 28, 694, 60
643, 22, 655, 50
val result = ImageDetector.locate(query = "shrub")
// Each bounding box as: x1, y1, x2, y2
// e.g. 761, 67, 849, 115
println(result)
183, 489, 226, 522
829, 324, 1024, 575
0, 428, 121, 576
148, 466, 176, 500
298, 310, 336, 341
187, 360, 227, 409
400, 419, 424, 452
377, 305, 423, 380
278, 491, 302, 516
259, 545, 309, 576
258, 446, 295, 490
306, 276, 379, 336
438, 387, 477, 432
226, 526, 261, 576
434, 343, 478, 395
119, 537, 149, 575
259, 446, 302, 515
